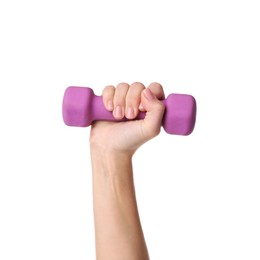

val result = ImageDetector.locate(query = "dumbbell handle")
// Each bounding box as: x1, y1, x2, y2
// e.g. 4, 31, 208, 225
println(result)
62, 86, 196, 135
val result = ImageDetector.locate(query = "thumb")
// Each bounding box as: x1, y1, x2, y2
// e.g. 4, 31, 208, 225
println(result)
140, 88, 165, 138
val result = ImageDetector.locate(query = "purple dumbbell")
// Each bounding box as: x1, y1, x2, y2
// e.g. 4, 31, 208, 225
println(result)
62, 86, 196, 135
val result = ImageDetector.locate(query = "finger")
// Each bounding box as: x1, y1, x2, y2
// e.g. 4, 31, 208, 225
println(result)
139, 82, 165, 111
125, 82, 145, 119
147, 82, 165, 100
113, 82, 130, 119
140, 88, 165, 138
102, 85, 115, 111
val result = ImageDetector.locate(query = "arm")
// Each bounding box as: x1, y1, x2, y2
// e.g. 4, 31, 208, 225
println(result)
91, 149, 149, 260
90, 82, 165, 260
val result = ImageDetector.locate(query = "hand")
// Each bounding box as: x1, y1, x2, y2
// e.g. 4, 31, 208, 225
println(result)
90, 82, 165, 156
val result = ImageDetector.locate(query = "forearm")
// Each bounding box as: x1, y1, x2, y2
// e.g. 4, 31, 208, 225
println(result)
91, 147, 149, 260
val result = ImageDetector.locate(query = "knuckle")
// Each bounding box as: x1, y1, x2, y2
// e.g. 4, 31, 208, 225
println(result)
150, 82, 162, 88
102, 85, 115, 97
130, 82, 145, 89
116, 82, 129, 90
148, 82, 165, 99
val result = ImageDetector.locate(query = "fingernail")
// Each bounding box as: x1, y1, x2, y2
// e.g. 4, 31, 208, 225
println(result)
143, 88, 154, 101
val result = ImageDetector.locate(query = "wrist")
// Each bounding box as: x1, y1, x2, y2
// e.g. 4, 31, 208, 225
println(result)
91, 144, 135, 201
90, 145, 133, 177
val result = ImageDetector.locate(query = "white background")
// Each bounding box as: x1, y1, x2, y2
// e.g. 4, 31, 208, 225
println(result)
0, 0, 260, 259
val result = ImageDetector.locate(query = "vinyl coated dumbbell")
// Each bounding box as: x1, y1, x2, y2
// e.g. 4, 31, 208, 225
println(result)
62, 86, 197, 135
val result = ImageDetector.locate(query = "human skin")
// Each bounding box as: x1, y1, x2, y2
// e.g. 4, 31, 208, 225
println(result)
90, 82, 165, 260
